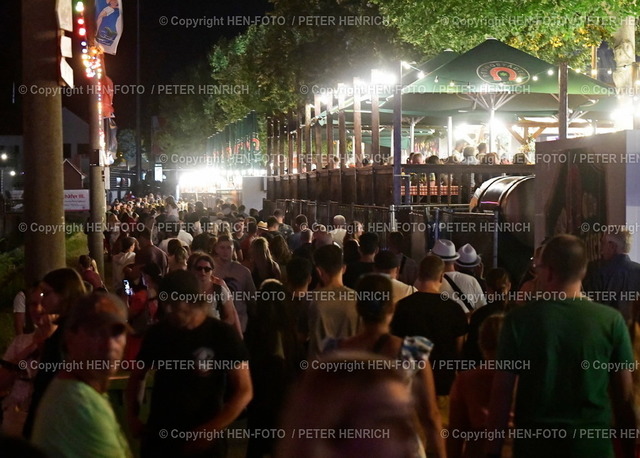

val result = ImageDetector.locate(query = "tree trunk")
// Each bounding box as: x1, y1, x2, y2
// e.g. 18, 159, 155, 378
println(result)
22, 0, 66, 283
612, 17, 636, 130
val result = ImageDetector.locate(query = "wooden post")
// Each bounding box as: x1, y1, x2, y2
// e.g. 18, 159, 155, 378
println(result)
274, 117, 280, 176
304, 103, 312, 172
326, 95, 334, 166
338, 91, 347, 168
266, 117, 272, 177
279, 115, 286, 176
371, 90, 380, 163
288, 110, 294, 175
337, 92, 346, 198
296, 108, 303, 173
314, 95, 322, 169
353, 78, 363, 166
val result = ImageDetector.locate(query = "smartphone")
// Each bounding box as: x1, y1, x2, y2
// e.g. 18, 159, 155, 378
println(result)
123, 280, 133, 296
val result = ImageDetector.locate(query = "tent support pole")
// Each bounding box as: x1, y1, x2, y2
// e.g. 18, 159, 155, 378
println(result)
447, 116, 453, 157
558, 62, 568, 140
489, 109, 496, 153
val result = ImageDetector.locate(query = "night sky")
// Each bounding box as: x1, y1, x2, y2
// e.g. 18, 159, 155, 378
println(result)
108, 0, 270, 127
1, 0, 270, 132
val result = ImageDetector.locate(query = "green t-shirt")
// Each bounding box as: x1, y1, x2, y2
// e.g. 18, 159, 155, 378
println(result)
498, 298, 634, 458
32, 378, 132, 458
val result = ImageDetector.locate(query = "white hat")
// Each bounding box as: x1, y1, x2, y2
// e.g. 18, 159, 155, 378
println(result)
455, 243, 481, 268
431, 239, 459, 261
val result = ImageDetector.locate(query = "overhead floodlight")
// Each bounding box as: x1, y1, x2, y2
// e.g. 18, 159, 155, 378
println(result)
353, 77, 366, 87
371, 69, 396, 85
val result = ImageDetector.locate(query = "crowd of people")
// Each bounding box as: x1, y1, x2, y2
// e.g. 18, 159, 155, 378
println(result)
404, 140, 532, 202
294, 139, 530, 171
407, 140, 532, 166
1, 195, 639, 458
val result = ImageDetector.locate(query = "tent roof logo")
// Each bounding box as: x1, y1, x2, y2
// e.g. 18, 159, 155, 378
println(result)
477, 61, 530, 86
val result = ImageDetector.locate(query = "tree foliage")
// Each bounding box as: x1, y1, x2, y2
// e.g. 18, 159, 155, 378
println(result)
204, 0, 418, 130
156, 62, 214, 156
372, 0, 637, 65
159, 0, 420, 152
157, 0, 638, 154
116, 128, 137, 161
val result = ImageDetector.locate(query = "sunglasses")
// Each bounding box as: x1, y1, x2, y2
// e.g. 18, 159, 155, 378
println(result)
195, 266, 213, 273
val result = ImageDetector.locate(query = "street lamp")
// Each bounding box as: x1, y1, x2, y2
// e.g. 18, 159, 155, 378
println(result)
393, 61, 403, 206
394, 60, 423, 205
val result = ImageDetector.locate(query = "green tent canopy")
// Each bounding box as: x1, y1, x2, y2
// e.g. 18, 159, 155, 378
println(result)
399, 38, 615, 116
401, 49, 460, 85
361, 133, 411, 150
404, 38, 612, 96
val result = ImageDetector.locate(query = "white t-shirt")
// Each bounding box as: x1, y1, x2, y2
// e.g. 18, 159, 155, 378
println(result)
111, 251, 136, 290
308, 285, 360, 359
391, 278, 417, 305
440, 271, 486, 312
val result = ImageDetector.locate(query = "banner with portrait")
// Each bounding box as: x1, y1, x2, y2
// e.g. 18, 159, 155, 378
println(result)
95, 0, 123, 55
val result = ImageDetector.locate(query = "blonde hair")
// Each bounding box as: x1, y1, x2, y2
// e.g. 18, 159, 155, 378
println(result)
604, 230, 632, 254
250, 237, 273, 263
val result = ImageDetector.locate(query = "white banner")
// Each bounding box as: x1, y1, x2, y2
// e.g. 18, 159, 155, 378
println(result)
56, 0, 74, 32
64, 190, 90, 211
95, 0, 123, 55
